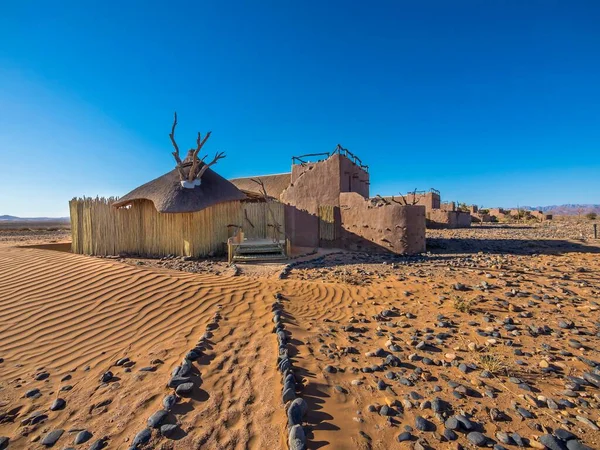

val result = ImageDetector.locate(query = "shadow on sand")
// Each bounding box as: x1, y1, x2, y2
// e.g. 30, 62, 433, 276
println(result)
426, 237, 600, 255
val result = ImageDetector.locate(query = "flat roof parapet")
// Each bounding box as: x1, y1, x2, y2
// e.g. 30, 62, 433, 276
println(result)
291, 144, 369, 172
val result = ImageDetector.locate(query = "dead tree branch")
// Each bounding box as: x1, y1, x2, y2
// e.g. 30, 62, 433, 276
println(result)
169, 112, 186, 181
243, 209, 255, 228
188, 131, 213, 182
375, 195, 390, 205
195, 151, 225, 180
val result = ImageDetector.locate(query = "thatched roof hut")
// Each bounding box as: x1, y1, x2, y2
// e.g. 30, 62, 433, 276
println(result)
114, 156, 247, 213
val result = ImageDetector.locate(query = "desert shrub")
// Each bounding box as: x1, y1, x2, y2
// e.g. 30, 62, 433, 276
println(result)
478, 352, 506, 374
453, 297, 475, 313
586, 212, 597, 220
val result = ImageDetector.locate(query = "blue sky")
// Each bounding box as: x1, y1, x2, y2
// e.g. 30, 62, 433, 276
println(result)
1, 1, 599, 216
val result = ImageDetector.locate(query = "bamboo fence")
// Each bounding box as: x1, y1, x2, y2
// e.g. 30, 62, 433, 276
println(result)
69, 197, 285, 257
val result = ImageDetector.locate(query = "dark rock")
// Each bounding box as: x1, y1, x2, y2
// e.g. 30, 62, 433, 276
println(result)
50, 398, 66, 411
131, 428, 152, 448
397, 431, 412, 442
511, 432, 525, 447
283, 387, 296, 403
167, 376, 191, 388
25, 388, 40, 398
41, 429, 64, 446
0, 437, 8, 450
516, 406, 534, 419
74, 430, 93, 445
288, 424, 306, 450
89, 439, 107, 450
554, 429, 576, 441
160, 424, 179, 438
287, 399, 305, 426
455, 414, 475, 431
100, 371, 113, 383
35, 371, 50, 381
495, 431, 512, 445
147, 410, 168, 428
444, 429, 458, 441
431, 397, 443, 414
175, 382, 194, 397
582, 372, 600, 388
379, 405, 391, 416
566, 440, 593, 450
414, 415, 433, 432
162, 394, 177, 410
445, 416, 460, 430
539, 434, 568, 450
467, 431, 489, 447
27, 412, 48, 425
186, 350, 201, 361
323, 365, 336, 373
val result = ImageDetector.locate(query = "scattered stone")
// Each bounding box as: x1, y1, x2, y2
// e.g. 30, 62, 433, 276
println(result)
160, 424, 179, 438
74, 430, 93, 445
288, 424, 306, 450
539, 434, 568, 450
89, 439, 107, 450
147, 410, 168, 428
130, 428, 152, 448
467, 431, 489, 447
41, 429, 64, 446
25, 388, 41, 398
414, 415, 433, 432
50, 398, 66, 411
100, 371, 113, 383
175, 382, 194, 397
397, 431, 412, 442
162, 394, 177, 410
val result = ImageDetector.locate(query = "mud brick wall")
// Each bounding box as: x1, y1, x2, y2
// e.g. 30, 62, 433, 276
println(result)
339, 193, 426, 254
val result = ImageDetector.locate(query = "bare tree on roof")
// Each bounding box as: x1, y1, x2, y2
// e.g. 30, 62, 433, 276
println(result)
169, 112, 225, 186
392, 188, 419, 205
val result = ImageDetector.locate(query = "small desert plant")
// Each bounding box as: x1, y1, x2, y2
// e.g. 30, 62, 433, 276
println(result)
478, 352, 507, 374
458, 202, 470, 212
585, 212, 597, 220
453, 297, 475, 313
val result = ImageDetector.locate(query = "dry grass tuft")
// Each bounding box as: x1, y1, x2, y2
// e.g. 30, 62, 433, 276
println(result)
453, 297, 475, 313
478, 352, 507, 374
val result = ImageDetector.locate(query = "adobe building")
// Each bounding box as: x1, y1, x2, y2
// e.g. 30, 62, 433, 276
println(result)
469, 205, 492, 223
382, 190, 472, 229
231, 146, 426, 254
529, 210, 553, 221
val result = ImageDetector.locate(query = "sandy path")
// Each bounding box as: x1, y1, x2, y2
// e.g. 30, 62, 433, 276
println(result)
0, 246, 285, 449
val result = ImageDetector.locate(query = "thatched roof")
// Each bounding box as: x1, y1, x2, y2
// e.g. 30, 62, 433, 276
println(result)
229, 173, 291, 200
114, 163, 247, 213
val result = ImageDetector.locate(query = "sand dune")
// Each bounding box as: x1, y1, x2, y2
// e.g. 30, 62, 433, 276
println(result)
1, 233, 599, 449
0, 245, 284, 449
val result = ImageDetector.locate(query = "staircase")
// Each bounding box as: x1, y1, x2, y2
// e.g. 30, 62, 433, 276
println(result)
228, 235, 287, 263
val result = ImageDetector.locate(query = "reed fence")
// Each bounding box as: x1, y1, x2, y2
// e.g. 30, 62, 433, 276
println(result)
69, 197, 285, 257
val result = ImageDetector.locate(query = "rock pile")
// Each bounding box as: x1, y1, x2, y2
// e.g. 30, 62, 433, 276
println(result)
127, 306, 223, 449
273, 293, 309, 450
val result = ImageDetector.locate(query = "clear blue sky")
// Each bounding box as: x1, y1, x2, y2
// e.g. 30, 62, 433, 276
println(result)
1, 1, 599, 216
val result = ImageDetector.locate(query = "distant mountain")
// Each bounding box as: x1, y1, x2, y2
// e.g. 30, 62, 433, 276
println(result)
0, 215, 69, 222
517, 205, 600, 215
